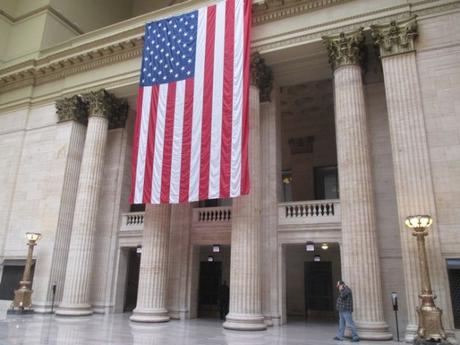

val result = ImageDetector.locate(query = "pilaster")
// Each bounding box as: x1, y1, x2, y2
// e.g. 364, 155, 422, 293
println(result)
323, 28, 391, 340
372, 18, 455, 341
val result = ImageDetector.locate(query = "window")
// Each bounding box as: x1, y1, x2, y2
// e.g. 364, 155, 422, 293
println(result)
0, 260, 35, 300
314, 166, 339, 200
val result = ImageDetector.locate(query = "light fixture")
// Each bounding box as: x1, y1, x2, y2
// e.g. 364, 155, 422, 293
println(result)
404, 215, 433, 229
313, 255, 321, 262
136, 245, 142, 254
212, 244, 221, 253
25, 232, 41, 244
305, 241, 315, 252
207, 255, 214, 262
282, 176, 292, 184
321, 243, 329, 250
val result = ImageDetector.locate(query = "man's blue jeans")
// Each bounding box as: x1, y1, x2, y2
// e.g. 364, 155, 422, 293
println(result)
337, 311, 359, 340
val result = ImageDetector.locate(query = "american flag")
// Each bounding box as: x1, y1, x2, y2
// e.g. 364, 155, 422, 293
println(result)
130, 0, 251, 204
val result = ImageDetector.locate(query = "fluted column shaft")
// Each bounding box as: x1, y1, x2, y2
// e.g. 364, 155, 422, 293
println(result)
334, 64, 390, 339
380, 52, 454, 339
56, 115, 108, 316
223, 84, 266, 331
130, 204, 171, 322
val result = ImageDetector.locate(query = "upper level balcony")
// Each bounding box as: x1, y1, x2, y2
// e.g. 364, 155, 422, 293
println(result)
119, 199, 341, 236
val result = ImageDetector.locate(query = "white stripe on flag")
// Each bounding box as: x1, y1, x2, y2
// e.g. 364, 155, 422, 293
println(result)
208, 1, 226, 199
151, 83, 169, 204
169, 80, 186, 203
189, 7, 207, 202
230, 0, 244, 197
134, 86, 152, 203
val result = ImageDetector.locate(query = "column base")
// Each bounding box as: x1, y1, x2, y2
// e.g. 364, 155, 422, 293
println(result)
130, 308, 170, 323
55, 303, 93, 316
355, 320, 393, 340
406, 323, 419, 342
223, 313, 267, 331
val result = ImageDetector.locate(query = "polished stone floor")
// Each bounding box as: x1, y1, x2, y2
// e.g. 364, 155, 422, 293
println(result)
0, 314, 410, 345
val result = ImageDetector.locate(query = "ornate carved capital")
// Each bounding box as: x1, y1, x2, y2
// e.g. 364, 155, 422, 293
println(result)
81, 89, 117, 119
109, 99, 129, 129
80, 89, 129, 128
56, 95, 88, 125
250, 53, 273, 102
322, 28, 365, 71
371, 17, 417, 58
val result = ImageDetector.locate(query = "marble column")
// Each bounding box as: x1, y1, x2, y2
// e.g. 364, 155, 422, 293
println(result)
260, 84, 281, 326
372, 18, 455, 341
56, 90, 121, 316
167, 203, 193, 320
223, 53, 269, 331
323, 29, 391, 340
130, 204, 171, 322
34, 96, 87, 313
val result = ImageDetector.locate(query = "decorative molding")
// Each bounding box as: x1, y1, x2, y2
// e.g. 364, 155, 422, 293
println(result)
323, 28, 365, 70
251, 52, 273, 102
371, 16, 418, 58
252, 0, 353, 26
56, 95, 88, 125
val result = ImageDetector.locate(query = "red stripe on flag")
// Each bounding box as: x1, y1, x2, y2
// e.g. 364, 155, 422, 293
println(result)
199, 5, 216, 200
142, 85, 160, 203
160, 83, 177, 203
219, 0, 235, 199
129, 87, 144, 204
179, 78, 194, 202
241, 0, 251, 195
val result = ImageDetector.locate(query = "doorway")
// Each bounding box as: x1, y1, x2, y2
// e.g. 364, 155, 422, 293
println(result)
285, 242, 341, 322
447, 259, 460, 329
123, 248, 140, 312
196, 245, 230, 319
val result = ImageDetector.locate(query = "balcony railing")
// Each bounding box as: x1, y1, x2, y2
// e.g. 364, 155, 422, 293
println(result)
192, 206, 232, 225
278, 199, 341, 225
120, 212, 145, 232
120, 200, 340, 233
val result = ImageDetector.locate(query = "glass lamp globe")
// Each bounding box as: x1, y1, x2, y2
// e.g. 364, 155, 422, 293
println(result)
25, 232, 42, 243
404, 215, 432, 229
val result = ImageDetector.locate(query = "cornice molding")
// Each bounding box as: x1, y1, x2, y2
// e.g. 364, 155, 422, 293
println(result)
1, 0, 459, 99
252, 0, 353, 26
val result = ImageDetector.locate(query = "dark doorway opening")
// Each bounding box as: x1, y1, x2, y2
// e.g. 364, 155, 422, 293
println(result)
123, 248, 140, 312
0, 260, 35, 300
304, 261, 334, 318
198, 261, 222, 318
447, 259, 460, 329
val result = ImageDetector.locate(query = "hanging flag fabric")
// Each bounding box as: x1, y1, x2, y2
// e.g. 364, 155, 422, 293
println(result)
130, 0, 251, 204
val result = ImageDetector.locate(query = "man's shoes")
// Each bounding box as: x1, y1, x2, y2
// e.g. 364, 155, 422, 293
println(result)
333, 337, 343, 341
351, 338, 360, 342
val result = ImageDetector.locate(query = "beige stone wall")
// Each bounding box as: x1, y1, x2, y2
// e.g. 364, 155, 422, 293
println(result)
280, 80, 337, 201
417, 12, 460, 258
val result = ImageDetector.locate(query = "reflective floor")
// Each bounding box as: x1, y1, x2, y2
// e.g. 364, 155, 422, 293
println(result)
0, 314, 421, 345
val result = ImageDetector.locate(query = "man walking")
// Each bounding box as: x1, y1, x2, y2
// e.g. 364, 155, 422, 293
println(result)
334, 280, 360, 342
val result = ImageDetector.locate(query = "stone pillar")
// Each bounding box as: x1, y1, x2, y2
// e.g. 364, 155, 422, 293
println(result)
372, 18, 455, 341
323, 29, 391, 340
223, 53, 269, 331
260, 84, 281, 326
130, 204, 171, 322
34, 96, 87, 313
56, 90, 122, 316
167, 203, 193, 320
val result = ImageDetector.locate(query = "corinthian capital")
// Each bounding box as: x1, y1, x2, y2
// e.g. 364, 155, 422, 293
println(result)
81, 89, 117, 119
323, 28, 365, 71
251, 52, 273, 102
56, 95, 88, 125
371, 17, 417, 58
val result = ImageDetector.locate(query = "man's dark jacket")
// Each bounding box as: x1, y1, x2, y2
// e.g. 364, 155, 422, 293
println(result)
336, 285, 353, 312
